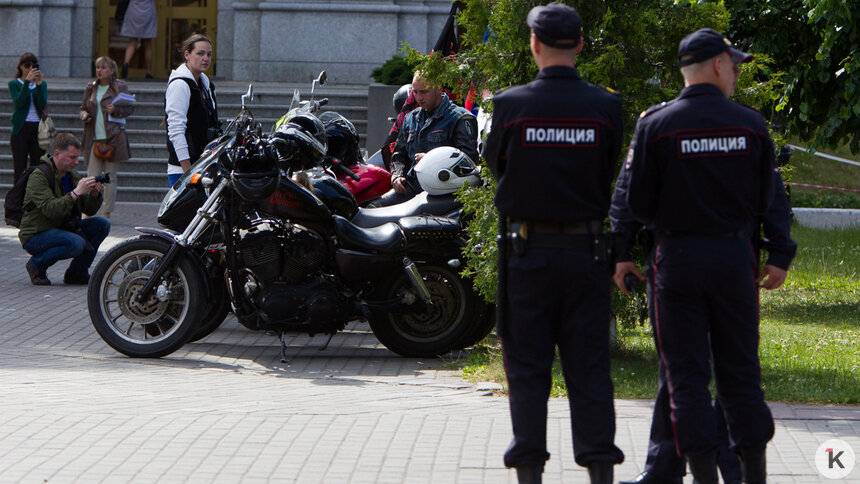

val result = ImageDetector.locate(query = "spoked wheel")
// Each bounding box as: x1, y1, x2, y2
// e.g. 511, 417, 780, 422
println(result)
87, 236, 205, 358
368, 264, 481, 357
454, 301, 496, 350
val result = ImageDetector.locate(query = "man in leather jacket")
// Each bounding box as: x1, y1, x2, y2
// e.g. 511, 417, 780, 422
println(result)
374, 71, 477, 207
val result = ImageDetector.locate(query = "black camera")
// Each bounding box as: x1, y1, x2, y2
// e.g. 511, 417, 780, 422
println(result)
94, 173, 111, 184
32, 63, 39, 70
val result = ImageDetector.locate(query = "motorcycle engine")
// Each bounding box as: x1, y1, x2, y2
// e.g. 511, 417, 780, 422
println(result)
237, 227, 326, 284
237, 226, 345, 331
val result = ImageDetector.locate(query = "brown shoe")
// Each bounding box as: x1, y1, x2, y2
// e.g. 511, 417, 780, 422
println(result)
26, 260, 51, 286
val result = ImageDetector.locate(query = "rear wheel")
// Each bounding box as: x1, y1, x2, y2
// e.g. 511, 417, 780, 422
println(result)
87, 237, 206, 358
455, 301, 496, 350
368, 264, 480, 357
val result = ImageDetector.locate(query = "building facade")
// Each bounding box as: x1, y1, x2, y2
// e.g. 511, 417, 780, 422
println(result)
0, 0, 453, 84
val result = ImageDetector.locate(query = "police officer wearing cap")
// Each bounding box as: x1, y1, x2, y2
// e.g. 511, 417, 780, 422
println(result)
612, 160, 796, 484
624, 28, 781, 484
483, 3, 624, 483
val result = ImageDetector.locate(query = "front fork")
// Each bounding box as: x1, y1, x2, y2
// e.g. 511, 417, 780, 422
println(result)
134, 179, 229, 302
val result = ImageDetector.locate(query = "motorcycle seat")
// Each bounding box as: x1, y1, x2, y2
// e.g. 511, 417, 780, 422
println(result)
350, 192, 462, 228
332, 215, 406, 253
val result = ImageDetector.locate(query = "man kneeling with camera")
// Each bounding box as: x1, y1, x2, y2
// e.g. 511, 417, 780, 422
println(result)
19, 133, 110, 285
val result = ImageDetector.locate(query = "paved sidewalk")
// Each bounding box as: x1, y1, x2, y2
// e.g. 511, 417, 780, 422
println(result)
0, 203, 857, 483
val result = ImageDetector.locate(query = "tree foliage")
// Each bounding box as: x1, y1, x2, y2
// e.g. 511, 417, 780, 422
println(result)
722, 0, 860, 153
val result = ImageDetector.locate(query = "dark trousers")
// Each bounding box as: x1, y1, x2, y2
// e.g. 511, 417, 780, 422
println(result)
652, 235, 774, 457
501, 245, 624, 468
23, 217, 111, 275
642, 262, 742, 482
11, 121, 44, 182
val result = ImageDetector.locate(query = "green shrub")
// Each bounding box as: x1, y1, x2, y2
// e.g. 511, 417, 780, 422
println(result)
790, 188, 860, 209
370, 55, 414, 86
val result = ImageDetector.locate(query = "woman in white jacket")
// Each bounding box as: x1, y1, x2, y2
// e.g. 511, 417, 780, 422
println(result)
164, 33, 219, 186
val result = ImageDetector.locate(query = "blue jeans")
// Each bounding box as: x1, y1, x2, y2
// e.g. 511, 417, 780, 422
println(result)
23, 217, 111, 276
168, 173, 182, 186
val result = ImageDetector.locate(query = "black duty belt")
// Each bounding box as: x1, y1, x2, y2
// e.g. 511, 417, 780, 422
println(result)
659, 230, 749, 239
510, 218, 602, 235
526, 232, 594, 251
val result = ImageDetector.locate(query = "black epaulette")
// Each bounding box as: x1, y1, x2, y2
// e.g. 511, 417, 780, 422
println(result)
639, 99, 675, 119
736, 102, 762, 114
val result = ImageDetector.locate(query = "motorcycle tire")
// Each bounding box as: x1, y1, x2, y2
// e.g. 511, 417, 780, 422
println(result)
188, 275, 230, 342
454, 301, 496, 350
87, 236, 206, 358
368, 263, 480, 357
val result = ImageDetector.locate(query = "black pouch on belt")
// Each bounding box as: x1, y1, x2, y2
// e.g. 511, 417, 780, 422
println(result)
507, 221, 528, 256
592, 232, 615, 264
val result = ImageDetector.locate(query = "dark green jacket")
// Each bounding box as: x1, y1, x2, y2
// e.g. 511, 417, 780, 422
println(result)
18, 155, 103, 246
8, 79, 48, 134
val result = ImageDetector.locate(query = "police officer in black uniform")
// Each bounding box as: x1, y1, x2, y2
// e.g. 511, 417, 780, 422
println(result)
612, 164, 796, 484
483, 3, 624, 483
624, 28, 780, 484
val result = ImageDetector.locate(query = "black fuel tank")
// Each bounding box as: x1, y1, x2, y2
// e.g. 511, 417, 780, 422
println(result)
308, 170, 359, 219
257, 176, 333, 226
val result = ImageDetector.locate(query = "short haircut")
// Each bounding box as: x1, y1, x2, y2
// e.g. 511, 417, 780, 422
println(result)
180, 33, 212, 55
52, 133, 82, 153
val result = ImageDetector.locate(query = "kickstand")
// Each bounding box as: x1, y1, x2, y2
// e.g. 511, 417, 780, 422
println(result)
280, 331, 290, 365
319, 332, 335, 351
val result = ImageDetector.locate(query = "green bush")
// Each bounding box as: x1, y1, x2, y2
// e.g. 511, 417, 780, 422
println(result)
790, 188, 860, 209
370, 55, 414, 86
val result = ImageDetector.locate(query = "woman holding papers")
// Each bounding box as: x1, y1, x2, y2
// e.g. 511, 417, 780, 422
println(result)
79, 56, 134, 219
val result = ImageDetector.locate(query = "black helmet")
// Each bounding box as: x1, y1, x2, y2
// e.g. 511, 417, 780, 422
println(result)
393, 83, 412, 114
271, 114, 327, 170
319, 111, 361, 166
231, 145, 280, 201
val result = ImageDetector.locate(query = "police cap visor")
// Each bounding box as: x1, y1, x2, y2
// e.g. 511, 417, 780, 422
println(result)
677, 28, 753, 66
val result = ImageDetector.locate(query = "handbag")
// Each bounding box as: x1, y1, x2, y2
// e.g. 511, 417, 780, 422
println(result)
93, 140, 116, 160
37, 109, 55, 151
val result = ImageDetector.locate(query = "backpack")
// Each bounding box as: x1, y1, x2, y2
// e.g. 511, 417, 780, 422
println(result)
4, 163, 54, 228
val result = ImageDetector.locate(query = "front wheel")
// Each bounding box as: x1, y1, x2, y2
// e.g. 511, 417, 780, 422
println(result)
368, 264, 480, 357
87, 236, 206, 358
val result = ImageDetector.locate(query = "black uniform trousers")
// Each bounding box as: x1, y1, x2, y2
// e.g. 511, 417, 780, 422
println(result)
10, 121, 44, 182
501, 242, 624, 468
651, 234, 774, 457
642, 258, 741, 481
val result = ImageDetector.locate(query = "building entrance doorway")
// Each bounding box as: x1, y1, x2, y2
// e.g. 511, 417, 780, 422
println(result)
95, 0, 217, 79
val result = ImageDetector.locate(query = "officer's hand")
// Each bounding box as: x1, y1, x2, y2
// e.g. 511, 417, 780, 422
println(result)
613, 261, 644, 295
756, 264, 787, 290
392, 177, 407, 194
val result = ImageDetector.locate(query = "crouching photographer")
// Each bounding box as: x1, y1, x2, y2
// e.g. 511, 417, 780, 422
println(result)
19, 133, 110, 286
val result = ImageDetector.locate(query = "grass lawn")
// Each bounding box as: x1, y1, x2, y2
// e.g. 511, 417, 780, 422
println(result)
458, 225, 860, 404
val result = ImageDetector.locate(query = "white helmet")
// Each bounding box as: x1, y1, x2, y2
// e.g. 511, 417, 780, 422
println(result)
414, 146, 481, 195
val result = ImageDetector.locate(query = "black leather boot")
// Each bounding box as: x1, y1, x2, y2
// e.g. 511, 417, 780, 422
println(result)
736, 447, 767, 484
686, 453, 718, 484
516, 466, 542, 484
587, 462, 613, 484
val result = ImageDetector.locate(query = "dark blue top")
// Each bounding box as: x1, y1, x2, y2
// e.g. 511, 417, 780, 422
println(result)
484, 65, 623, 221
625, 83, 774, 234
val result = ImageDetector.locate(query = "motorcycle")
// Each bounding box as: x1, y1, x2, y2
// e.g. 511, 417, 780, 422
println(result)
87, 72, 492, 359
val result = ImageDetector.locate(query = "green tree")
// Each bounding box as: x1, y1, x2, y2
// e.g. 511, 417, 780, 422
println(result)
722, 0, 860, 153
407, 1, 759, 328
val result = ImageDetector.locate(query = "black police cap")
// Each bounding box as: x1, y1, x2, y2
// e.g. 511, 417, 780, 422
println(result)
677, 28, 753, 67
526, 2, 581, 49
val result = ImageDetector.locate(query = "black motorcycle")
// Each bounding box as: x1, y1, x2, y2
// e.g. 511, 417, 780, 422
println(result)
88, 75, 492, 359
